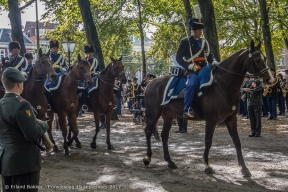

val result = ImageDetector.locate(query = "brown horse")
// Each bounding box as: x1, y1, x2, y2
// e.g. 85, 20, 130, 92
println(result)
143, 41, 273, 177
47, 55, 93, 155
87, 56, 127, 150
21, 49, 57, 120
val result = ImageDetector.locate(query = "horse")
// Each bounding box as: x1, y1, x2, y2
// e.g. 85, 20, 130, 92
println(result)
86, 56, 127, 150
143, 40, 274, 177
21, 49, 57, 120
46, 54, 93, 155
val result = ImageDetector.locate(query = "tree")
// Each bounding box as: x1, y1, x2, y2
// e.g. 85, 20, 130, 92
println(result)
78, 0, 105, 70
258, 0, 275, 69
182, 0, 192, 35
198, 0, 220, 61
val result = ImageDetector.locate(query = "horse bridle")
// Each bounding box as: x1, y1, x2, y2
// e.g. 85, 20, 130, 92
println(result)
66, 61, 91, 84
31, 56, 54, 81
99, 61, 125, 85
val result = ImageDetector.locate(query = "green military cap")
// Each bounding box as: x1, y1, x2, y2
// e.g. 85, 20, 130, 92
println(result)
3, 67, 25, 82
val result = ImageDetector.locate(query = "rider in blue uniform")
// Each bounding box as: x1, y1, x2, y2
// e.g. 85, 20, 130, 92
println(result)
4, 41, 28, 77
24, 52, 34, 74
84, 44, 100, 75
176, 18, 218, 118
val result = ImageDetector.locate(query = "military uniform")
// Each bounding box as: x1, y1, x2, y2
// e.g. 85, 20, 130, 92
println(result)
49, 40, 67, 73
241, 77, 251, 118
176, 18, 217, 118
277, 75, 285, 115
84, 45, 100, 75
126, 82, 133, 110
4, 41, 28, 72
266, 75, 280, 119
24, 52, 34, 73
246, 77, 263, 137
0, 67, 48, 192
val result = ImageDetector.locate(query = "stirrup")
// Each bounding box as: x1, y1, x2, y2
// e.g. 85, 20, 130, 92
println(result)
82, 105, 88, 112
47, 104, 51, 111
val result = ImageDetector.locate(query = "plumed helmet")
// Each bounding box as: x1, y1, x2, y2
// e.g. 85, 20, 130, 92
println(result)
84, 44, 94, 53
8, 41, 21, 51
49, 40, 59, 48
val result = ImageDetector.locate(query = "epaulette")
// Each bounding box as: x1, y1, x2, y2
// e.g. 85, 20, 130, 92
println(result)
15, 95, 26, 103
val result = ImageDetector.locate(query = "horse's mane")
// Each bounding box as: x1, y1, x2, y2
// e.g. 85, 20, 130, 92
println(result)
100, 62, 112, 76
219, 48, 247, 66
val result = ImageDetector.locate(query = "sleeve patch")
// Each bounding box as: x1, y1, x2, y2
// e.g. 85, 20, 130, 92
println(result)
25, 110, 31, 116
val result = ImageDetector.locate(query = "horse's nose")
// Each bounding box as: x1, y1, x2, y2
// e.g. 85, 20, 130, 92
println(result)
50, 74, 57, 82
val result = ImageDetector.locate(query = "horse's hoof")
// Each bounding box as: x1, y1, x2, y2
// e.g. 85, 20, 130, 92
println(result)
65, 150, 70, 155
76, 143, 82, 148
53, 145, 59, 152
90, 142, 96, 149
168, 161, 177, 169
108, 145, 115, 150
241, 168, 252, 177
143, 157, 151, 166
205, 167, 215, 174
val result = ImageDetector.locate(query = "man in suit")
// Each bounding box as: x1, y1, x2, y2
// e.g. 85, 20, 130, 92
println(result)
0, 67, 48, 191
245, 74, 264, 137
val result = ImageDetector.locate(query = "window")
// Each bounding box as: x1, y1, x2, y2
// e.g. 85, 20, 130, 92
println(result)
280, 58, 286, 66
0, 49, 5, 58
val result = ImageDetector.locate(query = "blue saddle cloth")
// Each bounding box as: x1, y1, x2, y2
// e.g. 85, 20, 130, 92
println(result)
88, 76, 99, 94
45, 72, 63, 92
161, 64, 213, 105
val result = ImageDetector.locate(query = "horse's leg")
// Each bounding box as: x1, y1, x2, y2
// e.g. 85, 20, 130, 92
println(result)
105, 111, 114, 150
224, 115, 251, 177
161, 109, 177, 169
143, 107, 161, 166
203, 120, 217, 174
58, 113, 69, 155
91, 111, 100, 149
67, 114, 81, 148
47, 112, 59, 152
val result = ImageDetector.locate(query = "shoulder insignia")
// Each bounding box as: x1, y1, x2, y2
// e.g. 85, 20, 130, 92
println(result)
18, 98, 26, 103
26, 110, 32, 116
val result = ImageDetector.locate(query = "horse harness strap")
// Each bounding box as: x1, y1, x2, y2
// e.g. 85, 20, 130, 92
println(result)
97, 88, 112, 105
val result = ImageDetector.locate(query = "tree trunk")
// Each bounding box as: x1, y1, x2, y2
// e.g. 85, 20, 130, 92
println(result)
258, 0, 275, 70
182, 0, 192, 35
137, 0, 146, 78
8, 0, 26, 56
78, 0, 105, 70
198, 0, 220, 61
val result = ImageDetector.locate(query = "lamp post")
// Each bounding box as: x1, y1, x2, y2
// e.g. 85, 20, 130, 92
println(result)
61, 38, 76, 66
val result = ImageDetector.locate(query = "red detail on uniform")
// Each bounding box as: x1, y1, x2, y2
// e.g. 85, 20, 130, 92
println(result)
19, 98, 26, 103
88, 45, 91, 48
53, 40, 57, 44
15, 41, 19, 44
27, 53, 30, 55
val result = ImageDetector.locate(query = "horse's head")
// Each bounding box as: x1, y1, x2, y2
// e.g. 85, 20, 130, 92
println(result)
36, 48, 57, 81
110, 56, 127, 84
73, 54, 93, 87
246, 40, 274, 84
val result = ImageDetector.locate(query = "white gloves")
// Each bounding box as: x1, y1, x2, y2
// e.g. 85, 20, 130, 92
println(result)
21, 71, 27, 78
61, 68, 67, 72
188, 64, 194, 70
212, 61, 219, 65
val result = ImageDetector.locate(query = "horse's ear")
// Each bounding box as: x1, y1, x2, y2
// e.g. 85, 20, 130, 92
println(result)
39, 48, 43, 57
78, 54, 81, 62
119, 56, 122, 61
250, 40, 255, 52
256, 42, 261, 50
110, 56, 116, 62
46, 49, 50, 56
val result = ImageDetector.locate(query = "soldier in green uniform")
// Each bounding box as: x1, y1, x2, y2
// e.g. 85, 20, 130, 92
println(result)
0, 67, 49, 192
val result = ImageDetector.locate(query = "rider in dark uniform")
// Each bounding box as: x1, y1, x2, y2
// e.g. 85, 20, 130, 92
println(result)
49, 40, 67, 73
0, 67, 48, 192
266, 69, 280, 120
84, 44, 100, 75
176, 17, 218, 118
4, 41, 28, 76
24, 52, 34, 74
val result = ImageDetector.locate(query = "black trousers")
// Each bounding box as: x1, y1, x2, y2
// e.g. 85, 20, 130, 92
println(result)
2, 170, 40, 192
176, 117, 188, 132
248, 105, 262, 135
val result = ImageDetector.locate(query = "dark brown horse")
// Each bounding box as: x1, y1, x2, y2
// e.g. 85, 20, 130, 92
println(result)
87, 56, 127, 150
143, 41, 273, 177
47, 55, 93, 155
21, 49, 57, 120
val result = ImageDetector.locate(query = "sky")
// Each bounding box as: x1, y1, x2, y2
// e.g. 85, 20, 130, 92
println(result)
0, 2, 46, 28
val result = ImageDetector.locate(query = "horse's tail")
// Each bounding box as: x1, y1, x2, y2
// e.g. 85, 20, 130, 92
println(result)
145, 111, 160, 141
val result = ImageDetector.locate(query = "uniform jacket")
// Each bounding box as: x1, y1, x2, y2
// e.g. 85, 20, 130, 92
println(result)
133, 83, 142, 96
126, 84, 133, 97
5, 55, 28, 72
176, 35, 216, 75
115, 83, 123, 98
88, 57, 100, 75
0, 93, 48, 176
50, 52, 67, 73
240, 79, 250, 99
246, 78, 264, 106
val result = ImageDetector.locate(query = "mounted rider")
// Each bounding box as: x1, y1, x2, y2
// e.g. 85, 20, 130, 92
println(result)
24, 52, 34, 74
176, 4, 218, 118
84, 44, 100, 76
49, 40, 67, 74
4, 41, 28, 77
